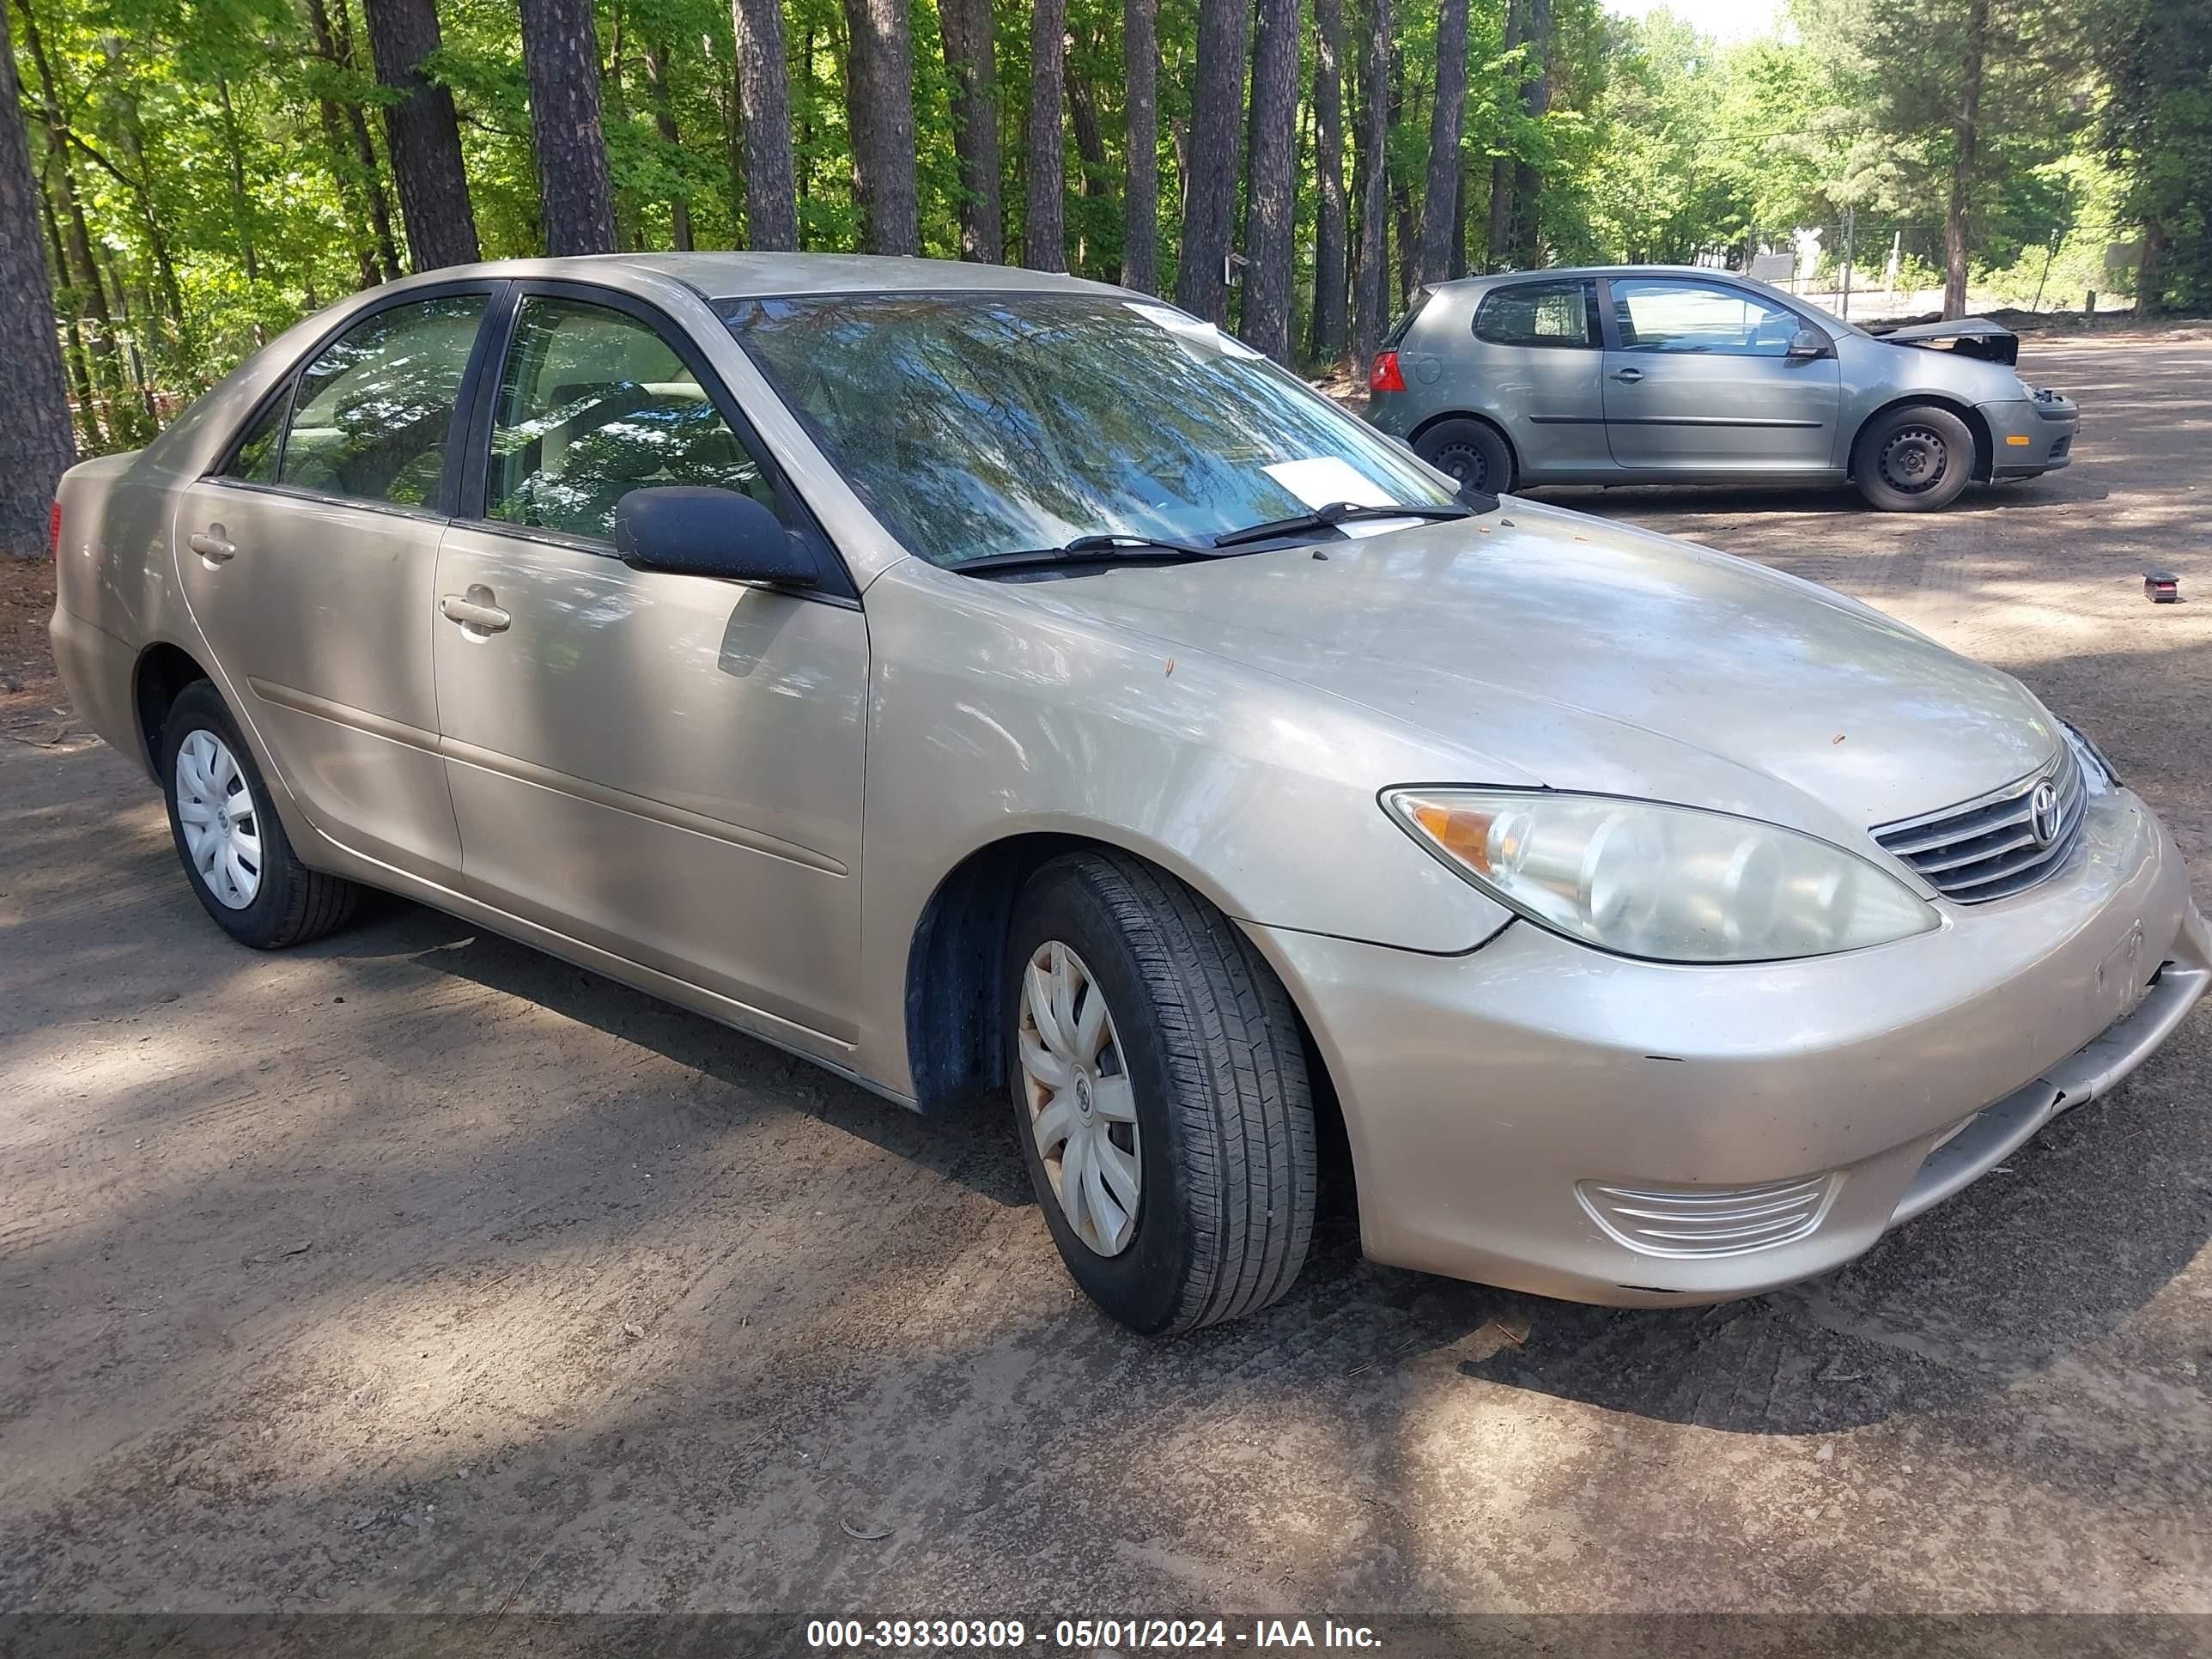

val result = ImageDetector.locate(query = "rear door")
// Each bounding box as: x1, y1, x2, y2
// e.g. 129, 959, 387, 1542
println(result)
430, 283, 869, 1043
1599, 276, 1841, 473
172, 285, 497, 881
1467, 278, 1609, 475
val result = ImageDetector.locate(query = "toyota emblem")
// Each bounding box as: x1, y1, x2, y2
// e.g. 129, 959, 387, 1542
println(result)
2028, 779, 2062, 848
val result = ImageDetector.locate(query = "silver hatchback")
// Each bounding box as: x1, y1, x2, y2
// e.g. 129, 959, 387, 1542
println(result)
1366, 266, 2080, 511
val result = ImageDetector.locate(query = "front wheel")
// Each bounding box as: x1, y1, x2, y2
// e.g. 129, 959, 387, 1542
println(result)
1005, 852, 1317, 1334
160, 681, 360, 949
1852, 404, 1975, 512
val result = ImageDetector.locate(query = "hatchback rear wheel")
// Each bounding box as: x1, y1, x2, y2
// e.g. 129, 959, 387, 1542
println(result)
1852, 404, 1974, 512
160, 681, 359, 949
1413, 418, 1513, 495
1005, 852, 1316, 1334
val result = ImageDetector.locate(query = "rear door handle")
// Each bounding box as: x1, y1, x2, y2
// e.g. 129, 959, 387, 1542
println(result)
1612, 368, 1645, 384
441, 592, 511, 635
188, 529, 236, 563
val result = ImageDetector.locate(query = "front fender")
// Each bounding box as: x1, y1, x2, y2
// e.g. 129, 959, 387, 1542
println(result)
851, 557, 1515, 1094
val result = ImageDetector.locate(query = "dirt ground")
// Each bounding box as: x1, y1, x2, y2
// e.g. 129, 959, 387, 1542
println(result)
3, 338, 2209, 1644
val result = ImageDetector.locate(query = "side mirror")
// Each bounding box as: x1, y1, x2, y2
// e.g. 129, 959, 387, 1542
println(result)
612, 486, 818, 587
1786, 326, 1832, 361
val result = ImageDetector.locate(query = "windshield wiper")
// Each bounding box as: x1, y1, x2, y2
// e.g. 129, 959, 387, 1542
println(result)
1209, 499, 1479, 550
952, 532, 1222, 576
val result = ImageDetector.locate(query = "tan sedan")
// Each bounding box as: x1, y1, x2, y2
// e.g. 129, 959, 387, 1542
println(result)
50, 255, 2208, 1333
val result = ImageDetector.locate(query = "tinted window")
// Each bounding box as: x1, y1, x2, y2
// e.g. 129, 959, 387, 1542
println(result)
278, 295, 485, 507
1612, 279, 1803, 356
723, 294, 1455, 569
486, 296, 775, 544
1474, 281, 1598, 349
1383, 288, 1433, 349
224, 393, 289, 483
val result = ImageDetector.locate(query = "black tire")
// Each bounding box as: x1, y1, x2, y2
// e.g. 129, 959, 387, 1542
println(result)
1413, 417, 1514, 495
159, 680, 359, 950
1851, 404, 1976, 512
1004, 852, 1317, 1335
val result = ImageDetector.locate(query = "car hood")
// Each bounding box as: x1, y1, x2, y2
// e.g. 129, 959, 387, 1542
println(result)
1009, 501, 2059, 840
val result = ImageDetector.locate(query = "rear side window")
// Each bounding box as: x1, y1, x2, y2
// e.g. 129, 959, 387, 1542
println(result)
277, 295, 488, 509
1474, 281, 1599, 349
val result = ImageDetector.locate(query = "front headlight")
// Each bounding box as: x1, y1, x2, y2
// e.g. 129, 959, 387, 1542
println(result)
1384, 788, 1939, 963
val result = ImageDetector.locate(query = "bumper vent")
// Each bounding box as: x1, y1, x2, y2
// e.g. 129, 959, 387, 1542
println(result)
1576, 1174, 1837, 1258
1872, 745, 2086, 903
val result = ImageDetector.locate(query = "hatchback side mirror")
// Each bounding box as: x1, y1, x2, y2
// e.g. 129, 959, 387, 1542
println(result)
613, 486, 818, 587
1785, 326, 1832, 361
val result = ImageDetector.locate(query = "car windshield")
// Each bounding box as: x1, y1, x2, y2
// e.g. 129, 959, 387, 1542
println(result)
719, 293, 1459, 568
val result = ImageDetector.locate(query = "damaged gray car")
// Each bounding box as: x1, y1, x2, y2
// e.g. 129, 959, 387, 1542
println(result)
1365, 266, 2079, 511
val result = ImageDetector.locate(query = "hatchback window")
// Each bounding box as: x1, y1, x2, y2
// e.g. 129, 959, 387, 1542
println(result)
1612, 278, 1802, 356
485, 297, 775, 544
277, 295, 486, 508
1382, 288, 1433, 349
1474, 281, 1598, 349
722, 293, 1456, 569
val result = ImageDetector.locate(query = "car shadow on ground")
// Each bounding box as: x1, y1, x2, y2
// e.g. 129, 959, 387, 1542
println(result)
1530, 475, 2112, 518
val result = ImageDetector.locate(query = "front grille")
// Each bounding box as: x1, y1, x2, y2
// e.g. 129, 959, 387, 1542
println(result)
1576, 1174, 1836, 1258
1872, 745, 2086, 903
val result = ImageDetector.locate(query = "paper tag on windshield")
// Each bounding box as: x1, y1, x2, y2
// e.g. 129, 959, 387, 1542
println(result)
1263, 457, 1396, 510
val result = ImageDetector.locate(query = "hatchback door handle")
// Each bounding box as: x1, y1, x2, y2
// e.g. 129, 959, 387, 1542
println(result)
441, 592, 511, 634
1612, 368, 1645, 384
189, 529, 236, 563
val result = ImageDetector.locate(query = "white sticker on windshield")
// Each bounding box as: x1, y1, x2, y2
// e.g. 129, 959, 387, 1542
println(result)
1262, 456, 1398, 510
1122, 301, 1267, 361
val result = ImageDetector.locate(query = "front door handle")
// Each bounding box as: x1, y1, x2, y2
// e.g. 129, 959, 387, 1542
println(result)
441, 590, 511, 635
1612, 368, 1645, 384
188, 528, 236, 564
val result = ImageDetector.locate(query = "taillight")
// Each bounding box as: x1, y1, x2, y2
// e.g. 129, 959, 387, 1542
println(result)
49, 500, 61, 559
1369, 350, 1406, 394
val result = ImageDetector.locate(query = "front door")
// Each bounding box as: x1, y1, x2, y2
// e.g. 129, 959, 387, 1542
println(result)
431, 286, 869, 1043
1600, 276, 1842, 473
172, 288, 493, 881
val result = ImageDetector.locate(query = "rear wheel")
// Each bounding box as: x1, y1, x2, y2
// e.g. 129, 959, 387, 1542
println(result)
160, 681, 359, 949
1005, 852, 1316, 1334
1413, 417, 1514, 495
1852, 404, 1975, 512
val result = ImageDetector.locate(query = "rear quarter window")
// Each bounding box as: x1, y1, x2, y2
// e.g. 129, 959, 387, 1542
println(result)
1474, 282, 1600, 349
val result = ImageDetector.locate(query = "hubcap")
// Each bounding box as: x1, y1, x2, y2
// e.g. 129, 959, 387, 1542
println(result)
174, 729, 261, 909
1879, 426, 1948, 495
1018, 940, 1141, 1256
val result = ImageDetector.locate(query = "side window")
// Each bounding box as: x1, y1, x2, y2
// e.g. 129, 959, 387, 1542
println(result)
1612, 279, 1803, 356
1474, 281, 1599, 349
223, 393, 289, 483
485, 296, 777, 544
277, 295, 487, 508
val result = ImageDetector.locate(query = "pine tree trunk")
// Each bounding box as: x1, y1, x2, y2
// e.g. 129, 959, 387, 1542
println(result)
1415, 0, 1468, 285
731, 0, 799, 249
363, 0, 482, 268
1174, 0, 1249, 324
331, 0, 405, 278
1066, 54, 1110, 273
1310, 0, 1349, 362
1486, 0, 1522, 270
1942, 0, 1987, 319
1350, 0, 1391, 367
0, 0, 74, 546
937, 0, 1003, 262
842, 0, 920, 254
1506, 0, 1548, 269
643, 42, 693, 250
1024, 0, 1067, 270
1120, 0, 1158, 292
39, 187, 101, 452
520, 0, 617, 255
1240, 0, 1300, 363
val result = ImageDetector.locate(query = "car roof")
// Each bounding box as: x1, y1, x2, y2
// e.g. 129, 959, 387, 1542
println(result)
380, 251, 1133, 304
1435, 264, 1779, 293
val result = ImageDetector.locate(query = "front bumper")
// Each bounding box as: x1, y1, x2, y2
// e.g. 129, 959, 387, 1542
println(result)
1254, 785, 2206, 1305
1981, 392, 2080, 479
